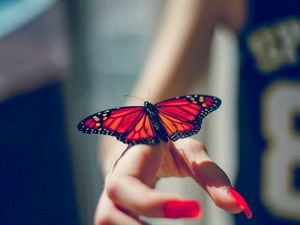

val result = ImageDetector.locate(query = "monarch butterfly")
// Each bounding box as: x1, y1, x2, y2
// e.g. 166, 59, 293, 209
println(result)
77, 94, 221, 145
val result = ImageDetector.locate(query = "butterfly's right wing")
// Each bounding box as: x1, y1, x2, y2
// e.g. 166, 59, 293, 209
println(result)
156, 95, 221, 141
77, 106, 159, 145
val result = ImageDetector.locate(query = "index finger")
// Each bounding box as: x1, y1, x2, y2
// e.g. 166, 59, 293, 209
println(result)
170, 139, 252, 218
106, 143, 202, 218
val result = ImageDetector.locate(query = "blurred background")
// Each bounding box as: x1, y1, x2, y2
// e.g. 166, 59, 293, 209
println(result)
1, 0, 289, 225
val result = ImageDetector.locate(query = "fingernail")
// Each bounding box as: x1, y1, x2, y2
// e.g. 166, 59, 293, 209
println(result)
163, 199, 201, 218
229, 188, 252, 219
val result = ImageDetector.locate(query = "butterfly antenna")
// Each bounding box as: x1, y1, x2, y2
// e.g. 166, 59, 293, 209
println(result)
147, 89, 151, 101
124, 94, 145, 102
112, 145, 132, 171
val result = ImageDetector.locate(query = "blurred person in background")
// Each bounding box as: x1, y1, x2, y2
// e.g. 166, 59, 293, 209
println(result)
0, 1, 80, 224
94, 0, 300, 225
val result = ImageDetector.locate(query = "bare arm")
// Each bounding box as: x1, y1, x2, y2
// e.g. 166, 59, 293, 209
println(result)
94, 1, 251, 224
100, 0, 222, 174
131, 0, 221, 102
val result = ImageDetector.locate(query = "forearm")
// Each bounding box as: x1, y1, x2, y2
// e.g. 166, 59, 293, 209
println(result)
131, 0, 219, 102
99, 0, 220, 175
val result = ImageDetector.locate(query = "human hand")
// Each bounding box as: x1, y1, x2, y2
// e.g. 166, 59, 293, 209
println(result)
94, 138, 252, 225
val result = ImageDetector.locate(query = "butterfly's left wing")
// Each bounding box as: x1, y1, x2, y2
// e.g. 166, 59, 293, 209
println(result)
77, 106, 160, 145
156, 94, 221, 141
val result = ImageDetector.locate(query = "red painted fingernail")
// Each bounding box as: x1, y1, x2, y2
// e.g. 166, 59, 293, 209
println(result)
163, 200, 201, 219
229, 188, 253, 219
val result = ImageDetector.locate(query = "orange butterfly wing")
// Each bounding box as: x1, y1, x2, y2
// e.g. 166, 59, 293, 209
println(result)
156, 95, 221, 141
77, 106, 159, 145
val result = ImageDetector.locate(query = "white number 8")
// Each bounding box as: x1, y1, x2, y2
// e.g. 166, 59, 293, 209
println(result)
262, 81, 300, 220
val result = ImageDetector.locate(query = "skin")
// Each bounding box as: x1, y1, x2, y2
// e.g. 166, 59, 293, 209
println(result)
95, 0, 247, 224
96, 139, 242, 224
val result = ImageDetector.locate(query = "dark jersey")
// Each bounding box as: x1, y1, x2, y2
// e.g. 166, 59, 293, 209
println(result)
236, 0, 300, 224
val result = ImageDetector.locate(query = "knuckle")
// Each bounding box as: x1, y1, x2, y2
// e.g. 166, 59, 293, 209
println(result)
132, 193, 157, 214
105, 176, 120, 200
133, 200, 149, 212
94, 212, 113, 225
191, 139, 206, 151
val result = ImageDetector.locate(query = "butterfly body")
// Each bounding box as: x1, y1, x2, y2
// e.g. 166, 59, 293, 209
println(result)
78, 94, 221, 145
143, 101, 169, 143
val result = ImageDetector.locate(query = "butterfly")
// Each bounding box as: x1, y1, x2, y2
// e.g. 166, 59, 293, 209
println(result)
77, 94, 221, 145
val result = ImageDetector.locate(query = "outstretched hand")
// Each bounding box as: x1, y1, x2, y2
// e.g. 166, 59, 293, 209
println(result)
94, 138, 252, 225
